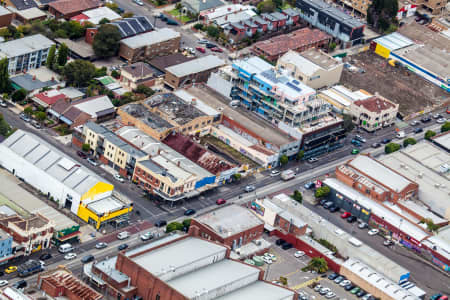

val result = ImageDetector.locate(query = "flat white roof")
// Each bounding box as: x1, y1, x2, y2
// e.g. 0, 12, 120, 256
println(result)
86, 196, 124, 215
167, 259, 259, 298
151, 155, 195, 181
324, 178, 429, 241
173, 89, 220, 116
73, 96, 114, 118
0, 34, 54, 58
82, 6, 121, 24
131, 237, 227, 276
349, 155, 413, 192
166, 55, 225, 78
433, 131, 450, 151
204, 4, 255, 20
342, 259, 420, 300
373, 32, 414, 51
213, 281, 294, 300
121, 28, 180, 49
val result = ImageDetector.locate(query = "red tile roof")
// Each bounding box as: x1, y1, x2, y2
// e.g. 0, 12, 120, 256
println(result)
34, 90, 67, 106
163, 133, 235, 175
49, 0, 101, 16
353, 96, 396, 113
253, 28, 331, 57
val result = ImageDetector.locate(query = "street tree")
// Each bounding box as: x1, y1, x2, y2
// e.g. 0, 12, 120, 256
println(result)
441, 122, 450, 133
93, 24, 121, 58
403, 137, 416, 148
0, 58, 10, 93
0, 113, 11, 137
82, 143, 91, 152
291, 190, 303, 203
12, 89, 27, 102
315, 186, 330, 198
35, 111, 46, 122
384, 142, 401, 154
57, 43, 69, 66
296, 150, 304, 161
425, 130, 436, 140
257, 0, 276, 13
279, 154, 288, 166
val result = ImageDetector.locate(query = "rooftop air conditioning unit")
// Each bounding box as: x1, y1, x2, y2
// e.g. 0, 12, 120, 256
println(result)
435, 183, 441, 188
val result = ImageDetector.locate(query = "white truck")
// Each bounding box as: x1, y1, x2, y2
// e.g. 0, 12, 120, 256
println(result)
281, 170, 295, 181
396, 131, 406, 139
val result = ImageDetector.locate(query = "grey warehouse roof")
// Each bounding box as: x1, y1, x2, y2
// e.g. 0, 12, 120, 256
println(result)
195, 204, 264, 238
165, 55, 225, 78
1, 130, 105, 196
120, 28, 180, 49
0, 34, 54, 58
215, 281, 294, 300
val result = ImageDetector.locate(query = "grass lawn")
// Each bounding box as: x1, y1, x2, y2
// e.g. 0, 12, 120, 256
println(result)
168, 8, 193, 23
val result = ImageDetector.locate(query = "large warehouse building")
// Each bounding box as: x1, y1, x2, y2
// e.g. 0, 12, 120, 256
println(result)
0, 130, 133, 230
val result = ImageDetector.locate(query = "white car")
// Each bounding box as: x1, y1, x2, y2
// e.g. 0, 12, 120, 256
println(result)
436, 118, 447, 124
0, 100, 7, 108
264, 253, 277, 261
362, 294, 373, 300
368, 228, 379, 236
133, 0, 144, 5
113, 173, 125, 183
308, 157, 319, 163
0, 280, 8, 287
339, 279, 351, 287
262, 256, 272, 264
325, 292, 336, 299
270, 170, 280, 177
294, 250, 305, 258
64, 253, 77, 260
87, 157, 98, 166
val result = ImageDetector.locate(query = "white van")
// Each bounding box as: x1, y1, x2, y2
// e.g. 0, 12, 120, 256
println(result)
58, 243, 74, 253
117, 231, 130, 240
348, 237, 362, 247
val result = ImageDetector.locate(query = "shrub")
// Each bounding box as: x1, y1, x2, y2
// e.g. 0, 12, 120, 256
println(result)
425, 130, 436, 140
384, 142, 401, 154
315, 186, 330, 198
403, 138, 416, 148
82, 143, 91, 152
166, 221, 184, 233
291, 190, 302, 203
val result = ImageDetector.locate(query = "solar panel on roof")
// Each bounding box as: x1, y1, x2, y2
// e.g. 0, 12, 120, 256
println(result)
261, 69, 279, 83
287, 82, 302, 92
135, 16, 153, 31
114, 21, 136, 37
292, 80, 300, 85
124, 18, 145, 34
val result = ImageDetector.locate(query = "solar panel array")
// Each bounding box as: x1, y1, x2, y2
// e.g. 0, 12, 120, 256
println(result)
286, 81, 302, 92
11, 0, 37, 10
111, 16, 153, 38
261, 69, 279, 83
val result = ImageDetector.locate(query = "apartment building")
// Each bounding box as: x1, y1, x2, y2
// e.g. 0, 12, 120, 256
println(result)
277, 49, 344, 89
408, 0, 445, 14
349, 95, 399, 132
119, 28, 181, 63
83, 122, 147, 178
296, 0, 365, 47
0, 34, 54, 75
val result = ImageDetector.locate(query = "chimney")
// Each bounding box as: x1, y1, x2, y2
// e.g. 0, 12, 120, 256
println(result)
177, 161, 180, 167
158, 149, 161, 155
225, 15, 228, 20
228, 7, 231, 11
32, 75, 36, 81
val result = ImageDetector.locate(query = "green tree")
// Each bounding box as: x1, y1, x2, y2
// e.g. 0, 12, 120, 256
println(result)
95, 66, 107, 77
0, 58, 10, 93
257, 0, 276, 13
193, 23, 204, 30
122, 12, 134, 18
279, 154, 288, 166
182, 219, 191, 231
93, 24, 121, 58
46, 45, 56, 69
111, 70, 120, 79
315, 186, 330, 198
0, 113, 11, 137
329, 42, 337, 52
0, 28, 10, 39
342, 114, 355, 132
291, 190, 303, 203
35, 111, 46, 122
441, 122, 450, 133
57, 43, 69, 66
367, 0, 398, 32
206, 25, 219, 38
134, 84, 155, 97
273, 0, 282, 8
82, 143, 91, 152
12, 89, 27, 102
232, 173, 241, 181
61, 20, 85, 39
106, 2, 121, 14
425, 130, 436, 141
99, 18, 110, 25
166, 221, 183, 233
420, 218, 440, 233
385, 142, 401, 154
305, 257, 328, 274
63, 60, 97, 87
403, 137, 416, 148
296, 150, 304, 161
23, 107, 33, 115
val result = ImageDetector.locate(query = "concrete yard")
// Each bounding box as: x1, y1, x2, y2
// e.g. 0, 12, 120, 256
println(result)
341, 51, 449, 117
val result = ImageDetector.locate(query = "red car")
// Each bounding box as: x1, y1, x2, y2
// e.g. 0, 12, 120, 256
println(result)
340, 212, 351, 219
196, 47, 205, 53
447, 107, 450, 114
211, 47, 223, 53
216, 198, 226, 205
76, 151, 87, 159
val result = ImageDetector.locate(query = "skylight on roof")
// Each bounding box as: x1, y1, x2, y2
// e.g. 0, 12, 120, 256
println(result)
58, 157, 76, 170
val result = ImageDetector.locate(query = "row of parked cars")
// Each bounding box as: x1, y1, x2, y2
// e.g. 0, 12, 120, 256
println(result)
326, 273, 374, 299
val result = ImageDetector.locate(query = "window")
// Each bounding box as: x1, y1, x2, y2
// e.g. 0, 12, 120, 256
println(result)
156, 294, 160, 300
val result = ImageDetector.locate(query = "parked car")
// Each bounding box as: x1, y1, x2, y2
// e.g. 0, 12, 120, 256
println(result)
118, 244, 128, 251
371, 142, 381, 148
4, 266, 17, 274
281, 242, 293, 250
356, 290, 367, 297
368, 228, 379, 236
31, 120, 41, 129
383, 239, 393, 246
328, 273, 339, 280
166, 19, 178, 25
81, 255, 95, 264
351, 148, 360, 155
39, 253, 52, 260
329, 205, 339, 212
184, 209, 196, 216
339, 279, 351, 287
76, 151, 87, 159
433, 113, 442, 119
140, 232, 154, 241
13, 280, 27, 289
275, 238, 285, 246
430, 294, 443, 300
358, 222, 368, 229
195, 47, 206, 53
413, 127, 423, 134
320, 199, 328, 206
87, 157, 98, 166
346, 216, 357, 223
270, 170, 280, 177
325, 292, 336, 299
95, 242, 108, 249
264, 253, 277, 261
154, 220, 167, 227
351, 139, 362, 147
216, 198, 226, 205
345, 284, 355, 291
362, 294, 373, 300
410, 120, 419, 126
354, 135, 366, 143
304, 182, 315, 189
334, 276, 345, 284
323, 201, 334, 209
381, 138, 391, 144
64, 253, 77, 260
351, 287, 361, 294
19, 113, 30, 122
211, 47, 223, 53
421, 116, 431, 123
340, 212, 351, 219
314, 284, 322, 292
319, 287, 331, 295
262, 256, 272, 264
0, 280, 8, 287
437, 118, 446, 124
308, 157, 319, 163
197, 39, 209, 44
113, 173, 125, 183
206, 43, 216, 48
133, 0, 143, 5
244, 185, 256, 192
0, 100, 7, 108
294, 251, 305, 258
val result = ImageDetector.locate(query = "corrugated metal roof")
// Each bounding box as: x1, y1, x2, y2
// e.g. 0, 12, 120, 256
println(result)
373, 32, 414, 51
166, 55, 225, 78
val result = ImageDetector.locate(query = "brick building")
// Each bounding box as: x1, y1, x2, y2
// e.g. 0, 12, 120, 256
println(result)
189, 204, 269, 257
350, 95, 399, 132
90, 234, 296, 300
0, 7, 13, 28
38, 267, 102, 300
118, 28, 181, 63
48, 0, 101, 19
252, 27, 331, 61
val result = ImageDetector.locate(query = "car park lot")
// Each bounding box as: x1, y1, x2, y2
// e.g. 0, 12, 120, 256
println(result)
263, 235, 360, 300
